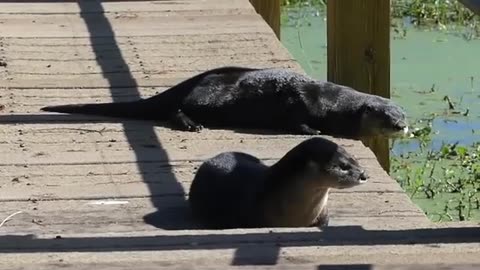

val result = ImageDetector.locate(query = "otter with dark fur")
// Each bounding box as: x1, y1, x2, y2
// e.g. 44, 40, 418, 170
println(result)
41, 66, 407, 138
188, 137, 368, 229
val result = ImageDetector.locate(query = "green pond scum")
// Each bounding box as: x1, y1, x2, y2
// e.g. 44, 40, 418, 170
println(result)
280, 0, 480, 221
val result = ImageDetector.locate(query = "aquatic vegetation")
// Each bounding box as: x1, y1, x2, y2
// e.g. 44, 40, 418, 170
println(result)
283, 0, 480, 40
282, 0, 325, 7
281, 0, 325, 28
391, 134, 480, 221
392, 0, 478, 26
390, 87, 479, 222
392, 0, 480, 40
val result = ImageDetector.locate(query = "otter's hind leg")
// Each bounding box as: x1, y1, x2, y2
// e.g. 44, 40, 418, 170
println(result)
311, 207, 329, 228
170, 109, 203, 132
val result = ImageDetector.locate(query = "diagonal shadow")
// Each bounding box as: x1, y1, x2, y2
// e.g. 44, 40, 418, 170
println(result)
0, 226, 479, 253
75, 0, 189, 229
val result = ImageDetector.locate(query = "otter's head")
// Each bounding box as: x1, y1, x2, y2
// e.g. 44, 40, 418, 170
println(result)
359, 97, 408, 137
298, 138, 369, 189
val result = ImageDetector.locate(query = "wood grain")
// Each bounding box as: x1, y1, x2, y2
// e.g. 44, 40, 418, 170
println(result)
327, 0, 391, 171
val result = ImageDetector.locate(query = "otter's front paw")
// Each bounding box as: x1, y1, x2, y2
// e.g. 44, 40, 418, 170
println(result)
189, 124, 203, 132
314, 216, 329, 228
312, 207, 329, 228
181, 121, 203, 132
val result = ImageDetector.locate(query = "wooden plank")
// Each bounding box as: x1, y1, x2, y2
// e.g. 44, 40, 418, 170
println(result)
0, 14, 269, 38
4, 54, 281, 77
1, 61, 296, 90
1, 33, 275, 46
0, 235, 479, 266
1, 33, 296, 89
1, 32, 295, 89
0, 192, 427, 235
0, 132, 378, 163
0, 0, 251, 14
249, 0, 281, 38
0, 122, 371, 143
0, 155, 386, 180
0, 87, 165, 101
327, 0, 391, 172
0, 8, 255, 17
2, 225, 478, 250
4, 44, 275, 60
6, 263, 480, 270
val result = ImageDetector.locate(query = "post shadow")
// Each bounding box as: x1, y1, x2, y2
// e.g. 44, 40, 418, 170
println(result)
0, 225, 479, 253
75, 0, 192, 229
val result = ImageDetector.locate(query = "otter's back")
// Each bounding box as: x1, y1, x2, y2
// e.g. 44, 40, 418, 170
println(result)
188, 152, 268, 229
181, 68, 315, 128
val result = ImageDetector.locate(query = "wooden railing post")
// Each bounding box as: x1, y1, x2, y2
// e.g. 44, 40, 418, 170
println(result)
327, 0, 391, 172
249, 0, 281, 39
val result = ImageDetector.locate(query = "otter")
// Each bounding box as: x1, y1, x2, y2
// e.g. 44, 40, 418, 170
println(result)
188, 137, 368, 229
41, 66, 407, 138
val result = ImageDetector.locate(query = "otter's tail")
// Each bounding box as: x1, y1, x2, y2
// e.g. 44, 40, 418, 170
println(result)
41, 66, 260, 120
40, 100, 161, 121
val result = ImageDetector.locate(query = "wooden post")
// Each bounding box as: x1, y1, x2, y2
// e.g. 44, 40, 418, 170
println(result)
327, 0, 391, 172
249, 0, 281, 39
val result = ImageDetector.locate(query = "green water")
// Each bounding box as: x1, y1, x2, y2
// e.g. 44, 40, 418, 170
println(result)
281, 8, 480, 221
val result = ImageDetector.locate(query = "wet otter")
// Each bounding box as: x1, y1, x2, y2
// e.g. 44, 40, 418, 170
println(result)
188, 137, 368, 229
41, 66, 407, 139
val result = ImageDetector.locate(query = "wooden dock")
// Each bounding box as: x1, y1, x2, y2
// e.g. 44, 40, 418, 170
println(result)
0, 1, 479, 269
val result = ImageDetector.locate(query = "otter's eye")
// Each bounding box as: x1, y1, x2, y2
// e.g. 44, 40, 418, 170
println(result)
339, 163, 351, 171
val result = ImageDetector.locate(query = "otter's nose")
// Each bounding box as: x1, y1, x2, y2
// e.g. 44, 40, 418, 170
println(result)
359, 170, 368, 182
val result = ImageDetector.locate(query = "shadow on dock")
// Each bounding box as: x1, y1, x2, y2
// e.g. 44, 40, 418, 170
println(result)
75, 1, 192, 230
0, 226, 479, 265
